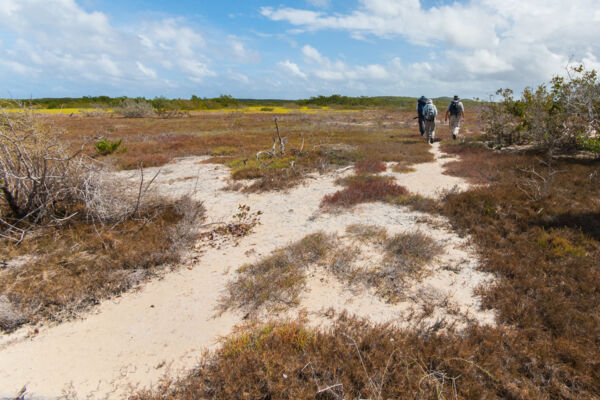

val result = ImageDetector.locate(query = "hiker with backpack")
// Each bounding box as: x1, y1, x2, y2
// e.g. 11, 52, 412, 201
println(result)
422, 98, 438, 144
416, 96, 428, 136
444, 95, 465, 140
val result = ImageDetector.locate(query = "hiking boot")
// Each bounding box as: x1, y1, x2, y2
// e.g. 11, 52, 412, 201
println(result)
429, 137, 434, 144
452, 133, 456, 140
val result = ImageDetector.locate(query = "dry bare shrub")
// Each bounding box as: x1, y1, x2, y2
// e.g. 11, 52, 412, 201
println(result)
0, 110, 86, 241
117, 99, 156, 118
221, 233, 333, 314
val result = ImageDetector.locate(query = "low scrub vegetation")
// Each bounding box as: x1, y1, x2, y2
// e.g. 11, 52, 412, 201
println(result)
138, 128, 599, 398
220, 233, 333, 314
341, 226, 443, 302
1, 196, 204, 331
131, 315, 503, 400
50, 109, 433, 189
354, 158, 386, 174
323, 174, 408, 208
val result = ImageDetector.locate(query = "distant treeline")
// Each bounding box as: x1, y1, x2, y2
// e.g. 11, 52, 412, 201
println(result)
1, 94, 476, 110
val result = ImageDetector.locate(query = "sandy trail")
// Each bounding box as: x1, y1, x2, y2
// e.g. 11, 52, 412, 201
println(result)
0, 142, 493, 399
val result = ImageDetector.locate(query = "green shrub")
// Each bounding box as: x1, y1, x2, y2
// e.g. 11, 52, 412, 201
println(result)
95, 139, 123, 156
581, 137, 600, 156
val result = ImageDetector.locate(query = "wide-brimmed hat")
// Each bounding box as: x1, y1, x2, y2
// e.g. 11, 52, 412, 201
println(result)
453, 95, 459, 100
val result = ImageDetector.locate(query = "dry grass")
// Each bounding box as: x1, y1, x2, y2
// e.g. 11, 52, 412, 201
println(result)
340, 227, 443, 303
220, 233, 333, 314
0, 197, 204, 331
345, 224, 388, 244
45, 110, 432, 192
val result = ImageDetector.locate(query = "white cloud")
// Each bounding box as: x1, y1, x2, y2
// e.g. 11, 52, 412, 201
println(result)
136, 62, 157, 79
99, 55, 121, 77
301, 45, 324, 63
261, 7, 324, 26
228, 36, 261, 63
296, 44, 390, 83
0, 59, 40, 76
277, 60, 307, 79
180, 60, 216, 83
0, 0, 240, 94
262, 0, 600, 92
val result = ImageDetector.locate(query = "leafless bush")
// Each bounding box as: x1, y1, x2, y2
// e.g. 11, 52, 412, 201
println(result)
0, 109, 167, 241
0, 110, 86, 240
117, 99, 156, 118
79, 164, 161, 225
515, 159, 562, 202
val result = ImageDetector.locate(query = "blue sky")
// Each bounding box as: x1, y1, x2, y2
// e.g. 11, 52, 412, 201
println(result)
1, 0, 599, 99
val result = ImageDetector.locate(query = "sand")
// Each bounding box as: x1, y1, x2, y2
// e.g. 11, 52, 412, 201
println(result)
0, 142, 494, 399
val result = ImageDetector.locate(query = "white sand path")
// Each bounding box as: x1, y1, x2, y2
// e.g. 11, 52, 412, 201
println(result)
0, 142, 493, 399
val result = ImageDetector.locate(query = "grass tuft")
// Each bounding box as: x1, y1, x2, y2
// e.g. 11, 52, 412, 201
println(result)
221, 233, 333, 314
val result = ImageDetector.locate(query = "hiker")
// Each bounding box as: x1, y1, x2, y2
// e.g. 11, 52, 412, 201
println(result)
416, 95, 428, 136
422, 98, 438, 144
444, 95, 465, 140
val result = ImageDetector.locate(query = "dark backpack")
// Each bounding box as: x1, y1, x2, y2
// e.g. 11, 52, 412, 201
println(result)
449, 100, 461, 116
417, 98, 427, 116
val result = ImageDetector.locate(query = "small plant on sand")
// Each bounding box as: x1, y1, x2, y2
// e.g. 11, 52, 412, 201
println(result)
392, 162, 416, 173
199, 204, 262, 244
345, 224, 388, 244
340, 227, 443, 303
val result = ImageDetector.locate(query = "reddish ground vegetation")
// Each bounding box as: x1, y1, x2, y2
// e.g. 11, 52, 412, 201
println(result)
354, 159, 386, 174
322, 176, 408, 208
